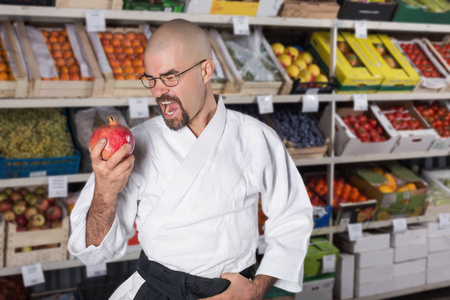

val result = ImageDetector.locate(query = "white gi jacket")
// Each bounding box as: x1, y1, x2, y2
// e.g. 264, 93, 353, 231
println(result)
68, 98, 313, 299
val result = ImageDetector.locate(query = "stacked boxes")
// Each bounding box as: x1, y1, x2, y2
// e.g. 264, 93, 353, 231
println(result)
426, 222, 450, 284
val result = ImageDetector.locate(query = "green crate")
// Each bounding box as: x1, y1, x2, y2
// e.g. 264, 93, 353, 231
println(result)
304, 237, 339, 279
123, 0, 184, 12
392, 0, 450, 25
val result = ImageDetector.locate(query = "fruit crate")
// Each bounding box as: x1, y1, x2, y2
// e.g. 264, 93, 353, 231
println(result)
279, 0, 340, 19
87, 25, 151, 97
422, 38, 450, 76
5, 201, 69, 267
123, 0, 184, 12
55, 0, 123, 9
16, 22, 104, 98
209, 28, 292, 95
0, 21, 28, 98
414, 101, 450, 151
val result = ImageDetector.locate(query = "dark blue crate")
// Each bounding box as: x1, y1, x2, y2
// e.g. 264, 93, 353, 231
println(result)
0, 149, 81, 179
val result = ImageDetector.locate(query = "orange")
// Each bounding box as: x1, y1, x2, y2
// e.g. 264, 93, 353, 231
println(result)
81, 76, 89, 81
125, 73, 136, 80
123, 66, 135, 74
103, 32, 113, 40
0, 63, 6, 72
109, 59, 120, 68
57, 36, 66, 44
42, 77, 50, 81
51, 43, 61, 50
103, 45, 114, 54
378, 185, 394, 193
48, 36, 58, 43
60, 73, 70, 80
121, 39, 131, 47
42, 30, 50, 37
97, 32, 103, 39
131, 40, 140, 47
63, 50, 73, 59
132, 59, 143, 68
47, 43, 52, 51
60, 29, 68, 37
136, 33, 147, 43
60, 66, 69, 73
50, 30, 59, 36
0, 71, 8, 80
69, 72, 80, 80
101, 38, 110, 46
120, 58, 131, 67
134, 45, 144, 54
111, 39, 121, 47
0, 57, 4, 63
50, 76, 59, 81
56, 58, 65, 67
137, 53, 144, 61
123, 47, 134, 55
115, 53, 126, 60
52, 50, 62, 58
125, 32, 136, 40
114, 73, 125, 80
126, 54, 135, 61
61, 42, 71, 51
113, 46, 123, 54
405, 183, 417, 191
65, 57, 76, 67
69, 64, 79, 73
112, 66, 123, 74
8, 73, 15, 81
106, 53, 115, 59
135, 66, 145, 75
113, 33, 124, 40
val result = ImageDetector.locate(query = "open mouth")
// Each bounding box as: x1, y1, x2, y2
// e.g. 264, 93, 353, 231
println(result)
160, 101, 179, 117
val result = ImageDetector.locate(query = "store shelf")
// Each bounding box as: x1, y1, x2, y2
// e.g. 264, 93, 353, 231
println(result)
333, 150, 450, 164
1, 5, 450, 33
0, 173, 91, 188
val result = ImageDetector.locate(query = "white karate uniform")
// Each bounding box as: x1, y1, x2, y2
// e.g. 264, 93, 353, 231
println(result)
68, 98, 313, 299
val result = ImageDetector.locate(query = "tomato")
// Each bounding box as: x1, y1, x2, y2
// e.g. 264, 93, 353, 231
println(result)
357, 115, 368, 123
369, 119, 377, 128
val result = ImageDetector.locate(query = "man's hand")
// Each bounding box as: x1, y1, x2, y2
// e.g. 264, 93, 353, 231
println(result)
200, 274, 276, 300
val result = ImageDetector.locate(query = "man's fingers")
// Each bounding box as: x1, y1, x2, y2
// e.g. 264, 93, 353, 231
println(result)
106, 143, 132, 168
91, 138, 107, 161
113, 155, 135, 176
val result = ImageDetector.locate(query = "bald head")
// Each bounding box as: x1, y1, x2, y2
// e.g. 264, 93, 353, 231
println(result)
146, 19, 212, 63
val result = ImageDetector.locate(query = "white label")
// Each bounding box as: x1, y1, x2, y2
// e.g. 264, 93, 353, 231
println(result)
164, 7, 173, 12
21, 263, 45, 287
233, 16, 250, 36
86, 262, 107, 278
257, 95, 274, 115
302, 94, 319, 113
258, 235, 268, 255
393, 218, 408, 233
381, 194, 397, 208
353, 94, 368, 111
348, 223, 363, 241
48, 176, 68, 198
322, 254, 336, 274
85, 10, 106, 33
129, 98, 150, 119
29, 170, 47, 178
355, 20, 368, 39
439, 213, 450, 230
339, 218, 350, 227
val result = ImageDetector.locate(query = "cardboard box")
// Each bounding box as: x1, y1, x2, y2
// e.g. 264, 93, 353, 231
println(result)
348, 162, 428, 221
334, 253, 354, 300
309, 32, 382, 94
394, 272, 426, 291
427, 250, 450, 268
280, 0, 340, 19
427, 265, 450, 284
356, 263, 394, 285
185, 0, 283, 16
423, 38, 450, 74
394, 258, 426, 277
354, 277, 394, 298
374, 101, 438, 154
356, 248, 394, 269
426, 222, 450, 239
334, 230, 390, 253
337, 0, 397, 21
394, 243, 428, 263
428, 236, 450, 253
390, 224, 428, 247
304, 237, 339, 279
295, 278, 334, 300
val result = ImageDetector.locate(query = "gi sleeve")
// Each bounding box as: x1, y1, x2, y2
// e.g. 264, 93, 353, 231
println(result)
255, 126, 313, 293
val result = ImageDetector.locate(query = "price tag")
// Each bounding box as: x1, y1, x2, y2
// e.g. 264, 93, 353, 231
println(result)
355, 20, 368, 39
322, 254, 336, 273
233, 16, 250, 36
257, 235, 268, 255
348, 223, 363, 241
86, 262, 107, 278
439, 213, 450, 230
21, 263, 45, 287
48, 176, 68, 198
302, 94, 319, 113
353, 94, 368, 111
257, 95, 274, 115
164, 7, 173, 12
85, 10, 106, 33
129, 98, 150, 119
393, 218, 408, 234
29, 170, 47, 178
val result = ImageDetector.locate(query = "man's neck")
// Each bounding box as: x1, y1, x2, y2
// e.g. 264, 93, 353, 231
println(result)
188, 94, 219, 138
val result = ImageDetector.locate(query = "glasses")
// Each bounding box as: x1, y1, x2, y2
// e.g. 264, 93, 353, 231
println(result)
140, 59, 207, 89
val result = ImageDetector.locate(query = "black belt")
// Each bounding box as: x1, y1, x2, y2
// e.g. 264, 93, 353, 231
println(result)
134, 250, 252, 300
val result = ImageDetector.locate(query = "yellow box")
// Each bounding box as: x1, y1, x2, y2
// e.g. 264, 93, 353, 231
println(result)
310, 31, 382, 93
210, 0, 260, 16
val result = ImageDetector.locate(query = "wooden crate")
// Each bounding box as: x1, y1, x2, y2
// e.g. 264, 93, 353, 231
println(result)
286, 138, 330, 159
56, 0, 123, 10
279, 0, 340, 19
209, 29, 292, 95
0, 22, 28, 98
16, 22, 103, 98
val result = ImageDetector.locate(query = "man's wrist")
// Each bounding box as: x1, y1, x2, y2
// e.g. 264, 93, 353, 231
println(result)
252, 275, 277, 299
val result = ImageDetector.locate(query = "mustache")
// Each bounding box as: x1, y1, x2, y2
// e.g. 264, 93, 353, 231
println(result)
156, 95, 181, 106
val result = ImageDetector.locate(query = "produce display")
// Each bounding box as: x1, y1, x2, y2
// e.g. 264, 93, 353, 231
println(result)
399, 42, 445, 78
270, 105, 325, 148
99, 31, 147, 80
337, 41, 364, 68
0, 108, 74, 159
399, 0, 450, 12
372, 166, 418, 194
371, 40, 401, 69
341, 113, 388, 143
415, 102, 450, 137
430, 41, 450, 66
270, 43, 329, 86
42, 29, 92, 81
0, 35, 14, 81
305, 185, 327, 207
381, 105, 424, 131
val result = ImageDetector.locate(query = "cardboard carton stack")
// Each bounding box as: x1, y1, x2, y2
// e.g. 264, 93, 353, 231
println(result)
426, 222, 450, 284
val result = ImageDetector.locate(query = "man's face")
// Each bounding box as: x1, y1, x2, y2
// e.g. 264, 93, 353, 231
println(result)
144, 47, 206, 131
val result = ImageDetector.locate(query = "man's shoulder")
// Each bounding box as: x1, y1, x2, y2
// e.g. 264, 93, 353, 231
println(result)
226, 109, 279, 138
131, 116, 164, 137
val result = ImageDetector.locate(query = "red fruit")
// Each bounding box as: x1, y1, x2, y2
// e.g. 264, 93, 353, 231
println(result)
90, 116, 135, 161
409, 119, 420, 129
362, 122, 371, 131
46, 205, 62, 221
0, 200, 12, 212
35, 198, 49, 212
369, 119, 377, 128
375, 126, 383, 135
394, 112, 403, 119
15, 215, 27, 227
386, 114, 395, 121
356, 115, 367, 123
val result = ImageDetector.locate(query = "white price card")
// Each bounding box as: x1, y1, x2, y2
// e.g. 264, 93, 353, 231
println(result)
29, 170, 47, 178
322, 254, 336, 274
85, 10, 106, 33
48, 176, 68, 198
233, 16, 250, 36
258, 235, 268, 255
21, 263, 45, 287
355, 20, 368, 39
86, 262, 107, 278
393, 218, 408, 234
348, 223, 363, 241
353, 94, 368, 111
129, 97, 150, 119
302, 94, 319, 113
257, 95, 274, 115
439, 213, 450, 230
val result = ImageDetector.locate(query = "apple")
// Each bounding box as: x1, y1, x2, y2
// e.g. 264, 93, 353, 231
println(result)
34, 187, 47, 197
0, 192, 7, 202
24, 206, 38, 220
35, 198, 49, 212
17, 188, 29, 196
3, 187, 13, 195
2, 210, 16, 222
26, 194, 39, 206
46, 205, 62, 221
29, 213, 46, 227
0, 200, 13, 212
12, 200, 27, 215
8, 192, 23, 202
15, 215, 27, 227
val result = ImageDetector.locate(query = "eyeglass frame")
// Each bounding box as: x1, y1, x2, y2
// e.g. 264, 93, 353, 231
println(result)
139, 59, 207, 89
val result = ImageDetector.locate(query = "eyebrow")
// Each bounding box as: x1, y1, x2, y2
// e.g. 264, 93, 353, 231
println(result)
146, 68, 180, 78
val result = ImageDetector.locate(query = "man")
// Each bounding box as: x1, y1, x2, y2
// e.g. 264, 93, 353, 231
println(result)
68, 19, 313, 299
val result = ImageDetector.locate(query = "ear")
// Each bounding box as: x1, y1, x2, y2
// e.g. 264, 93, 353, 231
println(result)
201, 59, 214, 84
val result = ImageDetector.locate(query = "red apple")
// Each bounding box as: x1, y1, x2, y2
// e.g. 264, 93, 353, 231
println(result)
15, 215, 28, 227
35, 198, 49, 212
46, 206, 62, 221
17, 188, 29, 196
24, 207, 38, 220
8, 192, 23, 202
0, 200, 13, 212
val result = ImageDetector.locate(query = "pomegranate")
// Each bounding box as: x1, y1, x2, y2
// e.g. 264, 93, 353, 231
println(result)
89, 116, 135, 160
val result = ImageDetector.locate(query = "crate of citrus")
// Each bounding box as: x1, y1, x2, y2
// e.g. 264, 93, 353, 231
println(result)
87, 25, 151, 97
0, 22, 28, 98
16, 22, 103, 98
